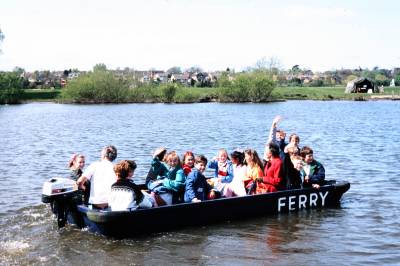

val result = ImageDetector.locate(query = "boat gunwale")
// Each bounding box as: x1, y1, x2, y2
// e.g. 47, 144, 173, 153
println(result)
77, 180, 350, 219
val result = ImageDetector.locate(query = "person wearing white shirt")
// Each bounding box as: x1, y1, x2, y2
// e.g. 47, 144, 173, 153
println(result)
77, 145, 117, 209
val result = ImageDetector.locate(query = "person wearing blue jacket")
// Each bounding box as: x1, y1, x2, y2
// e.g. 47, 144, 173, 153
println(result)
299, 146, 325, 189
207, 149, 234, 182
185, 155, 211, 203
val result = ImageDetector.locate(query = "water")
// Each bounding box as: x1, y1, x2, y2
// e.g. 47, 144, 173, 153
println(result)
0, 101, 399, 265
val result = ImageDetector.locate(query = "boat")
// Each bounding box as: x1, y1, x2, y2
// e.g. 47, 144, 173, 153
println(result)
42, 177, 350, 238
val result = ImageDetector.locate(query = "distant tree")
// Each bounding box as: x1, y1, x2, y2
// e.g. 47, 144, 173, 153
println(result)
254, 56, 282, 75
361, 69, 375, 80
63, 69, 70, 77
93, 63, 107, 72
13, 67, 25, 76
375, 74, 390, 86
254, 57, 269, 71
344, 74, 358, 84
123, 67, 131, 73
0, 71, 24, 104
186, 66, 203, 73
166, 66, 182, 74
291, 65, 300, 73
395, 74, 400, 86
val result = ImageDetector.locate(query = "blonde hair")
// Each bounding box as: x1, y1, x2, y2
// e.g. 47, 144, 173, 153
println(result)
165, 151, 181, 167
218, 148, 230, 160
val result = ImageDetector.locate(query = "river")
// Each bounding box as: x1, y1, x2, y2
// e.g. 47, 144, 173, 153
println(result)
0, 101, 399, 265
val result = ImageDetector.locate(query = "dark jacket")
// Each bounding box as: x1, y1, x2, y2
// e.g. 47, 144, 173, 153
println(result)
281, 154, 302, 190
300, 160, 325, 187
184, 169, 211, 202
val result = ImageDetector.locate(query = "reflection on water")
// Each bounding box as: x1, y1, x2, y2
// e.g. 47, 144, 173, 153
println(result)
0, 101, 400, 265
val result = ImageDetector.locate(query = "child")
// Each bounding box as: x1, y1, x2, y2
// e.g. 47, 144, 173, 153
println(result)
207, 148, 234, 194
281, 146, 302, 190
300, 146, 325, 189
68, 153, 85, 181
148, 149, 186, 205
109, 160, 153, 211
284, 134, 301, 154
184, 155, 211, 203
243, 149, 264, 195
145, 147, 167, 188
224, 150, 247, 197
182, 151, 195, 176
276, 129, 287, 159
68, 153, 89, 204
291, 155, 304, 172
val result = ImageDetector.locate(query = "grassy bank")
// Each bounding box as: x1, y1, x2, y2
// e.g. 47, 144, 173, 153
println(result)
20, 86, 400, 103
271, 86, 400, 100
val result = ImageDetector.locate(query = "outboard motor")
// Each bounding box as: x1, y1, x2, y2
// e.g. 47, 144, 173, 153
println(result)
42, 177, 81, 228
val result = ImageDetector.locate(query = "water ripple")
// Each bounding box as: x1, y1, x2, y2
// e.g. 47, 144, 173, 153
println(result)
1, 101, 400, 265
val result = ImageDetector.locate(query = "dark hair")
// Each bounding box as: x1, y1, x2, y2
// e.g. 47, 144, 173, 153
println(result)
230, 150, 245, 166
182, 151, 195, 164
194, 154, 208, 165
289, 134, 300, 143
300, 146, 313, 158
126, 160, 137, 172
268, 143, 280, 157
102, 145, 117, 161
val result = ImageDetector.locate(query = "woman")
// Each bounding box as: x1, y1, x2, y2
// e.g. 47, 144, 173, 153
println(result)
76, 145, 117, 209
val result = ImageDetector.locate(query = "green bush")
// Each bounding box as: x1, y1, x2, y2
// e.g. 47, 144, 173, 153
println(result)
249, 72, 275, 101
127, 84, 159, 102
216, 72, 275, 102
160, 83, 178, 102
0, 72, 24, 104
61, 70, 130, 103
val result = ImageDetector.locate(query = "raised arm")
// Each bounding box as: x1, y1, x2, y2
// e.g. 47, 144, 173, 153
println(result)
264, 115, 282, 160
267, 115, 282, 145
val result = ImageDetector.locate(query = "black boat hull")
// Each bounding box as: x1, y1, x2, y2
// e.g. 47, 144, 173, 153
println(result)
54, 180, 350, 238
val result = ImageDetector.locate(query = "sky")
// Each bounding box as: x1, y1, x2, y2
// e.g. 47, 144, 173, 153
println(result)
1, 0, 400, 72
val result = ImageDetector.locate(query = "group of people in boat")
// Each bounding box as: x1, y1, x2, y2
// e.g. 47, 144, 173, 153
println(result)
70, 116, 325, 211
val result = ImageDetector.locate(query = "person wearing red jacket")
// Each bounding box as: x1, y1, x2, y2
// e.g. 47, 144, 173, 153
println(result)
257, 142, 284, 193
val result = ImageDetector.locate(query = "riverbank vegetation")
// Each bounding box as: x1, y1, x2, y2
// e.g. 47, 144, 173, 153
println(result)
59, 67, 275, 103
0, 71, 24, 104
2, 60, 400, 104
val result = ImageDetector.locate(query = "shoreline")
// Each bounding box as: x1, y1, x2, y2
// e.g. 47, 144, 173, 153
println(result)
19, 96, 400, 104
8, 86, 400, 104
